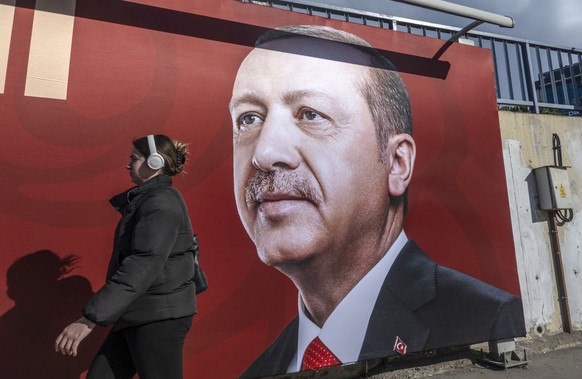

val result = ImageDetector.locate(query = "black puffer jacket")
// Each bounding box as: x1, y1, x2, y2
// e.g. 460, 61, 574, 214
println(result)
83, 175, 196, 330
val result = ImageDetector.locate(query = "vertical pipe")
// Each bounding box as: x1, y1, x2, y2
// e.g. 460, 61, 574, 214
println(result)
523, 42, 540, 113
391, 19, 398, 31
567, 53, 581, 107
516, 43, 526, 100
503, 41, 515, 100
548, 212, 572, 333
535, 46, 548, 104
491, 41, 502, 99
547, 49, 559, 104
557, 52, 569, 104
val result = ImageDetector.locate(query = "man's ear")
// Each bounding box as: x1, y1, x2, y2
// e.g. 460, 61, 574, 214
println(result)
387, 133, 416, 197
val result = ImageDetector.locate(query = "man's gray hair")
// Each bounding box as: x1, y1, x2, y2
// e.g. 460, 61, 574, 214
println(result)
256, 25, 412, 163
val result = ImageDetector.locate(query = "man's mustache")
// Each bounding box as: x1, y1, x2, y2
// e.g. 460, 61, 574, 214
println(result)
245, 171, 322, 207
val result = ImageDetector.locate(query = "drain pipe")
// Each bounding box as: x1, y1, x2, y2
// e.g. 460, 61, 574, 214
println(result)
550, 133, 573, 333
548, 211, 572, 333
534, 133, 574, 334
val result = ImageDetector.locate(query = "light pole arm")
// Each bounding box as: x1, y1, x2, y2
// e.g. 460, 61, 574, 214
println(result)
394, 0, 514, 28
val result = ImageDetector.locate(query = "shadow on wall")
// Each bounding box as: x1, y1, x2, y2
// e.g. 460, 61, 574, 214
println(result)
0, 250, 107, 379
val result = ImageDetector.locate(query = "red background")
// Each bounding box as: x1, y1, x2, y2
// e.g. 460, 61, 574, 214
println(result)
0, 1, 519, 378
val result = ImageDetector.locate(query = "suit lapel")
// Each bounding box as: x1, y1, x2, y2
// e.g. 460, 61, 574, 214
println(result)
239, 318, 299, 378
359, 240, 436, 360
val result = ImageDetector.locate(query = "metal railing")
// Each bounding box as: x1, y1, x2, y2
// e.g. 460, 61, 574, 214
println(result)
242, 0, 582, 116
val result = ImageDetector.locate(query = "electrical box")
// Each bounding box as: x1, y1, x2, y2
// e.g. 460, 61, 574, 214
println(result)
534, 166, 572, 210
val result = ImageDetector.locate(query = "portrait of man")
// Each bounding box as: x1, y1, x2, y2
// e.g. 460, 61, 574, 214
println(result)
229, 25, 526, 378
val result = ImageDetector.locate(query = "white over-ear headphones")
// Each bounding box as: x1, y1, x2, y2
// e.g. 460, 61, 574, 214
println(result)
146, 135, 165, 170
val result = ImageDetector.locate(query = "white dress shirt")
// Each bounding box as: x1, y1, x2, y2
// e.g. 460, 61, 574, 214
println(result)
287, 231, 408, 372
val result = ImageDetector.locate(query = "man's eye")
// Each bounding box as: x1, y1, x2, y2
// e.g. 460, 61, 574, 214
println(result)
239, 114, 261, 126
302, 110, 323, 121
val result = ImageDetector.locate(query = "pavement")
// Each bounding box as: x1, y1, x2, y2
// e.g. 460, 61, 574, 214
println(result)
432, 345, 582, 378
267, 332, 582, 379
366, 331, 582, 379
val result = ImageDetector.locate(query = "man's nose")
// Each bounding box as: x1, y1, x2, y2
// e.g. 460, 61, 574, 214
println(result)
252, 112, 300, 172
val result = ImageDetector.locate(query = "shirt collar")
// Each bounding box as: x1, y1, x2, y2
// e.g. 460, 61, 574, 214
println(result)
290, 231, 408, 372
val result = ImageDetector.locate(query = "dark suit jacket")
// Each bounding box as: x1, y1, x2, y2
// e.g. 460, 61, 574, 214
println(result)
239, 240, 526, 379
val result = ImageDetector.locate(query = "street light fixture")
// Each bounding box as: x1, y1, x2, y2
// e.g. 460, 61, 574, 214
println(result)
394, 0, 514, 28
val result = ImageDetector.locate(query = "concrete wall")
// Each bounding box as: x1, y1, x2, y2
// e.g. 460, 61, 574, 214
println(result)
499, 111, 582, 336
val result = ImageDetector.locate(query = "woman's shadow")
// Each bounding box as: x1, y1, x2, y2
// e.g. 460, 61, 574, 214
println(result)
0, 250, 107, 379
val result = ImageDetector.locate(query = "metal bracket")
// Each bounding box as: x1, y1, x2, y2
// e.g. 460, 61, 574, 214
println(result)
432, 20, 483, 59
478, 339, 529, 369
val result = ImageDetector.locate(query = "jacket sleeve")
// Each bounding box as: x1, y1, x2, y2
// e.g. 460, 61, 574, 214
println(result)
83, 192, 183, 326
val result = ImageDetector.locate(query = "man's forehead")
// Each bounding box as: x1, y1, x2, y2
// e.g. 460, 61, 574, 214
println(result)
230, 37, 373, 109
253, 35, 374, 69
232, 46, 366, 104
240, 45, 366, 74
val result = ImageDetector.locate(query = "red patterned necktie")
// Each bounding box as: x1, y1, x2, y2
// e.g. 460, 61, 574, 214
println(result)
301, 336, 341, 371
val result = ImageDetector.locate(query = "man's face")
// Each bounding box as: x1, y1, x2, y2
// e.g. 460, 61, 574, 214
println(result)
230, 40, 393, 269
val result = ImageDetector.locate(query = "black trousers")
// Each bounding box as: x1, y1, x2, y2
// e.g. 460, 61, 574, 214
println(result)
87, 316, 193, 379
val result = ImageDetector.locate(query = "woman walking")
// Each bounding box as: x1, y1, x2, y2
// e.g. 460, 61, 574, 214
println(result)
56, 134, 197, 379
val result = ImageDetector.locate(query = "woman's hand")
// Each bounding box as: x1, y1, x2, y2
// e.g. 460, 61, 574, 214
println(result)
55, 316, 96, 356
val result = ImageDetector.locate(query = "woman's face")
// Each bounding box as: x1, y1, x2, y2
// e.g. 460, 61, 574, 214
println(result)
127, 148, 159, 185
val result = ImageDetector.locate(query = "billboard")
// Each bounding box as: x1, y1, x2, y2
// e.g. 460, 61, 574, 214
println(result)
0, 1, 525, 378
